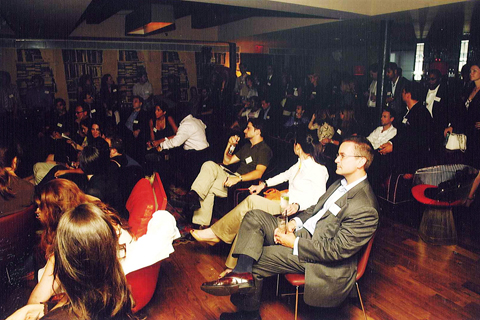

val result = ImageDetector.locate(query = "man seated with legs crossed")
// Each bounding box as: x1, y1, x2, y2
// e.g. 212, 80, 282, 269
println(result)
201, 136, 379, 320
185, 118, 273, 227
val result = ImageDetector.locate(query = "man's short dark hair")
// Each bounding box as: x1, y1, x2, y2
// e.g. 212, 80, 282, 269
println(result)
54, 98, 66, 107
369, 63, 379, 73
428, 69, 442, 81
248, 118, 265, 137
342, 136, 374, 171
386, 62, 398, 72
403, 80, 422, 101
132, 95, 144, 104
79, 146, 109, 175
382, 108, 396, 119
110, 136, 124, 155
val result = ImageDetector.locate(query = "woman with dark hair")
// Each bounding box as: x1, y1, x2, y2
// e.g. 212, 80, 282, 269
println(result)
445, 61, 480, 166
0, 141, 34, 216
147, 98, 178, 149
7, 203, 136, 320
23, 179, 179, 309
190, 129, 329, 277
77, 74, 96, 102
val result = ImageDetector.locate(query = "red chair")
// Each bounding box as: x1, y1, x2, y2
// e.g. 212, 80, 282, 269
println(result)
0, 205, 37, 286
125, 172, 168, 313
278, 233, 376, 320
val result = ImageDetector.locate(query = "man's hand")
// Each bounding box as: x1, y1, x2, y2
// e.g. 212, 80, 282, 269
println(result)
444, 126, 453, 137
283, 203, 300, 216
249, 182, 265, 195
378, 142, 393, 155
54, 170, 70, 178
224, 176, 241, 188
133, 129, 140, 138
274, 228, 296, 248
228, 135, 240, 146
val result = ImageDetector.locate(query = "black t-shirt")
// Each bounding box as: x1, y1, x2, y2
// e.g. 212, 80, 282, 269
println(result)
234, 140, 273, 175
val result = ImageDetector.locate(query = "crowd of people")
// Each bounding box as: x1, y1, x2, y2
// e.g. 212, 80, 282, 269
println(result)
1, 58, 480, 319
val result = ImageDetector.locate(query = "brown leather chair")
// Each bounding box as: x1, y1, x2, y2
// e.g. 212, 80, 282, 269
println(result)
278, 233, 376, 320
0, 205, 37, 286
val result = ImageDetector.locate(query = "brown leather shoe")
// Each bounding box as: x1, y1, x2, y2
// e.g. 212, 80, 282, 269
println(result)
201, 272, 254, 296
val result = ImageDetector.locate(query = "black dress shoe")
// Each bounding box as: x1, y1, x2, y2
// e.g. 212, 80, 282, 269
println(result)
201, 272, 254, 296
219, 310, 261, 320
185, 190, 201, 211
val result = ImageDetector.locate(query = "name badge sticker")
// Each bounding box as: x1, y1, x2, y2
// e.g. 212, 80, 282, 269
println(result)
91, 109, 96, 113
45, 90, 49, 94
113, 89, 117, 92
245, 156, 253, 164
153, 127, 157, 132
330, 203, 341, 216
337, 129, 342, 135
8, 94, 13, 98
57, 123, 62, 127
434, 97, 441, 102
402, 117, 408, 124
133, 120, 139, 124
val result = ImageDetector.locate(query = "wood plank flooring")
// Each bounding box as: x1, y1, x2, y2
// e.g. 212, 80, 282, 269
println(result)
141, 204, 480, 320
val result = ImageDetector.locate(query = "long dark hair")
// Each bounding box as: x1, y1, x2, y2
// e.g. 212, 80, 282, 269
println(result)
54, 203, 135, 319
0, 141, 22, 199
294, 129, 324, 165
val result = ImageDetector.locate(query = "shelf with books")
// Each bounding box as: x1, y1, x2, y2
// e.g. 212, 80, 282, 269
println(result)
162, 51, 189, 102
117, 50, 145, 104
62, 49, 103, 106
15, 49, 56, 105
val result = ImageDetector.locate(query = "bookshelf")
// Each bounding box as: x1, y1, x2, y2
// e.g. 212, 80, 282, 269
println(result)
62, 49, 103, 106
117, 50, 145, 104
162, 51, 189, 102
16, 49, 56, 105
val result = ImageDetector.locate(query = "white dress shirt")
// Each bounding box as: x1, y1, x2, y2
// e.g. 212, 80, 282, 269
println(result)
367, 125, 397, 150
425, 84, 440, 117
292, 175, 367, 255
160, 114, 209, 151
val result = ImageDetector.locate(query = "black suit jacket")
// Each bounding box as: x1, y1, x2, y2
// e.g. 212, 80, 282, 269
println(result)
387, 77, 408, 124
427, 83, 451, 151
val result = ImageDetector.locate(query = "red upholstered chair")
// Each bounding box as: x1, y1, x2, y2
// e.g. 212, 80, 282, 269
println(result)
0, 205, 37, 287
125, 172, 168, 312
278, 233, 376, 320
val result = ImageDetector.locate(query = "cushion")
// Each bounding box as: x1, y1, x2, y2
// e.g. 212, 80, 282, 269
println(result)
127, 178, 156, 238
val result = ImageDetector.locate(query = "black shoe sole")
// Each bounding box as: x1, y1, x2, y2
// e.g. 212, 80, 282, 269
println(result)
201, 282, 255, 296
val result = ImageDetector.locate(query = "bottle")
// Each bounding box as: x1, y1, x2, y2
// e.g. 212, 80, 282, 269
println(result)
227, 144, 236, 156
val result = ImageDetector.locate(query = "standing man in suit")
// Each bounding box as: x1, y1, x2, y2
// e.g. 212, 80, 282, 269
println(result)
385, 62, 407, 125
201, 136, 379, 320
425, 69, 450, 161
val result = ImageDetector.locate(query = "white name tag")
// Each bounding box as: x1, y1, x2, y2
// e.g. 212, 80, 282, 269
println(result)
44, 90, 49, 94
113, 89, 117, 92
8, 94, 13, 98
153, 127, 157, 132
57, 123, 62, 127
133, 120, 139, 124
337, 129, 342, 135
91, 109, 96, 113
434, 97, 441, 102
402, 117, 408, 124
312, 92, 316, 95
245, 156, 253, 164
145, 91, 149, 94
330, 203, 341, 216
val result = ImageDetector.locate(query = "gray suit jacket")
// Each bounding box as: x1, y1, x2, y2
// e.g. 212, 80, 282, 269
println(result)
296, 178, 379, 307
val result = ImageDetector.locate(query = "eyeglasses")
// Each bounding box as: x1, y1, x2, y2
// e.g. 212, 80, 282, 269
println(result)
336, 153, 364, 161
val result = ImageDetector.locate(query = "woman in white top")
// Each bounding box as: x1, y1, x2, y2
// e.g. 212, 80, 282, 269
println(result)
190, 129, 329, 276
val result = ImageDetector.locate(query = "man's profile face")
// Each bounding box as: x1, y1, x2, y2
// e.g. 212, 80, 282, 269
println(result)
335, 142, 362, 176
380, 111, 393, 126
386, 68, 396, 81
75, 106, 86, 120
132, 98, 142, 111
244, 122, 257, 140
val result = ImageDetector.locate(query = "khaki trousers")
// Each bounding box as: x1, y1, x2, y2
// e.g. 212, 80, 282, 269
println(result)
210, 194, 282, 268
191, 161, 232, 226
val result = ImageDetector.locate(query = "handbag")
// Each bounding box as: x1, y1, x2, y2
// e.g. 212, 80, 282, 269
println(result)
445, 133, 467, 152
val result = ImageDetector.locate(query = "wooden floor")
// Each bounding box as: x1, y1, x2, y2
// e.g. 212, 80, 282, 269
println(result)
1, 201, 479, 320
140, 201, 480, 320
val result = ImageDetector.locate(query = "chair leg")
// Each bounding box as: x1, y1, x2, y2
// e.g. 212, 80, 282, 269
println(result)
356, 282, 367, 320
294, 285, 299, 320
276, 274, 280, 297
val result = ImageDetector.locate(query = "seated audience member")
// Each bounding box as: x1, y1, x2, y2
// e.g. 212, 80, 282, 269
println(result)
77, 74, 96, 102
191, 130, 329, 277
100, 73, 120, 128
8, 203, 136, 320
122, 95, 149, 164
184, 119, 272, 227
133, 70, 154, 111
378, 81, 433, 175
366, 108, 397, 150
25, 75, 54, 121
44, 98, 73, 165
200, 136, 379, 320
79, 146, 125, 218
25, 179, 179, 307
71, 104, 88, 142
308, 108, 335, 144
284, 103, 309, 130
0, 141, 34, 216
154, 107, 209, 190
259, 97, 280, 136
80, 91, 103, 124
230, 96, 261, 130
145, 98, 178, 188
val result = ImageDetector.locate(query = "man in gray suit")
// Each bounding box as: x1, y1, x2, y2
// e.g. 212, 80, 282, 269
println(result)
201, 136, 379, 320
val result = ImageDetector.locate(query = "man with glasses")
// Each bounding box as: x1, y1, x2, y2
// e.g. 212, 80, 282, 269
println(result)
425, 69, 450, 160
200, 136, 378, 320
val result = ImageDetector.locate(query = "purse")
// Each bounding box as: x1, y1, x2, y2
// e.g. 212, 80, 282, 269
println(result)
445, 133, 467, 152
